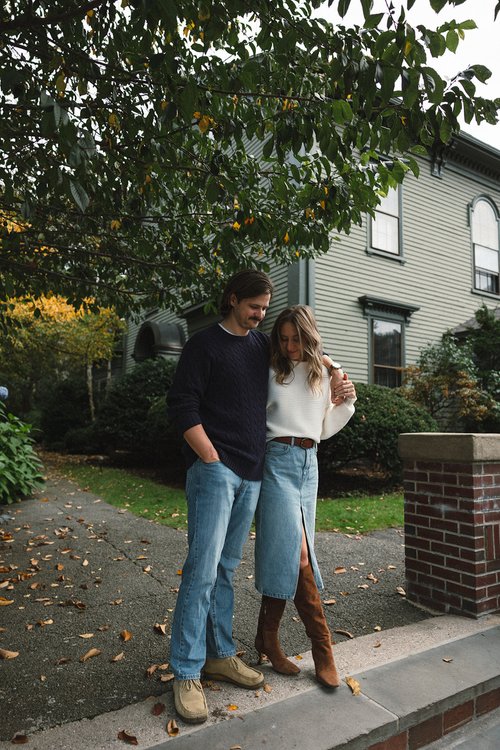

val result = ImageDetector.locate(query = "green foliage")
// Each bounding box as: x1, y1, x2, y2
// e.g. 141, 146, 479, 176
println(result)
318, 383, 438, 477
93, 359, 183, 470
1, 1, 498, 315
0, 403, 44, 504
38, 375, 92, 447
402, 311, 500, 430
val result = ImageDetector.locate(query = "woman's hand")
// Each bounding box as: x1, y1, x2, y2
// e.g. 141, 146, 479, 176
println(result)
333, 374, 356, 403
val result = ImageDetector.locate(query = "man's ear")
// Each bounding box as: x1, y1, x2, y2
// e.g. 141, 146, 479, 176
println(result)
229, 293, 238, 308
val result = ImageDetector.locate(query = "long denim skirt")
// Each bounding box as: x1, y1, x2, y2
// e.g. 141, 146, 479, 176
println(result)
255, 440, 323, 600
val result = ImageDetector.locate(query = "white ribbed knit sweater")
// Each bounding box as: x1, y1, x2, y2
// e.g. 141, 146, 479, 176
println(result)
266, 362, 356, 443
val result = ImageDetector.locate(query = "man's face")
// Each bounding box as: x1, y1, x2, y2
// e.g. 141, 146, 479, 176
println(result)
229, 293, 271, 333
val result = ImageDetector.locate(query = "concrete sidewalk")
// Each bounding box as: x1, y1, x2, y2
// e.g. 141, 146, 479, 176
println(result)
1, 470, 500, 749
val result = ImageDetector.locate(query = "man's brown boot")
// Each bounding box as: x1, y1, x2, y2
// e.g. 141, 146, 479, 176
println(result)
255, 596, 300, 675
294, 564, 340, 688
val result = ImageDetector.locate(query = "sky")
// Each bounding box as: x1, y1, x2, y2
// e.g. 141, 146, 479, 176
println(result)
316, 0, 500, 150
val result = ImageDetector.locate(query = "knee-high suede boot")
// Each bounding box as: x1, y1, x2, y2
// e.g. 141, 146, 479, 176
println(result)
293, 564, 340, 688
255, 596, 300, 675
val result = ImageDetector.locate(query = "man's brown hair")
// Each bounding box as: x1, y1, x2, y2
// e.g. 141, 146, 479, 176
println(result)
219, 269, 273, 316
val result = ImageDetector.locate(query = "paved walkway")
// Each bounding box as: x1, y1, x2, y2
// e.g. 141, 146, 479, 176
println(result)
1, 470, 499, 749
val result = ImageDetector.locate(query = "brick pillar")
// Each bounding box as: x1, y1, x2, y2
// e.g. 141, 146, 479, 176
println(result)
398, 433, 500, 618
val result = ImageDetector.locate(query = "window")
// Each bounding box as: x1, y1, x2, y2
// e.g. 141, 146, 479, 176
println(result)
358, 295, 419, 389
372, 318, 402, 387
369, 188, 401, 256
471, 198, 499, 295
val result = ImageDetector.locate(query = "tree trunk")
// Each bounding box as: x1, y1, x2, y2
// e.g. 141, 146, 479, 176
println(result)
86, 362, 95, 422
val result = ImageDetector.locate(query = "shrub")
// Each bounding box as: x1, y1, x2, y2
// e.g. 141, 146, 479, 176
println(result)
318, 383, 438, 479
39, 375, 91, 447
0, 402, 44, 504
93, 358, 183, 471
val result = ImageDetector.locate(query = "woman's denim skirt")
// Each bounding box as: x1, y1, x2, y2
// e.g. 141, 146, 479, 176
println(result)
255, 440, 323, 600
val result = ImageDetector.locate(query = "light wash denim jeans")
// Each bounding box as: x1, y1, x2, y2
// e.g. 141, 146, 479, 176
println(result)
255, 440, 323, 599
170, 459, 261, 680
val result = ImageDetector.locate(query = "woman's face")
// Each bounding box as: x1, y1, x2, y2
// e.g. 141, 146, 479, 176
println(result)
279, 321, 303, 361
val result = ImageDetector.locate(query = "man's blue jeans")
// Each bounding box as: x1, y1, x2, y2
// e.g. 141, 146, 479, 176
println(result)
169, 459, 261, 680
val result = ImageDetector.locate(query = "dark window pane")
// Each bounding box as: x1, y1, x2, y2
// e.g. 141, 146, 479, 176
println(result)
372, 319, 402, 389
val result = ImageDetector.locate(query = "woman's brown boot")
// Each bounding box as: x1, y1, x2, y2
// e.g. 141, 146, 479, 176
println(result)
293, 564, 340, 688
255, 596, 300, 675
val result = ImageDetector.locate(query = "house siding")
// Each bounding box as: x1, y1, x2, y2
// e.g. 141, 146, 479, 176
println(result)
311, 154, 500, 382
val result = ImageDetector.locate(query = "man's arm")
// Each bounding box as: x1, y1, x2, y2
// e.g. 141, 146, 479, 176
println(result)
183, 424, 220, 463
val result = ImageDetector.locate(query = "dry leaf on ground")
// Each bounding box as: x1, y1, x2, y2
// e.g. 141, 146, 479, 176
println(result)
334, 566, 347, 574
226, 704, 239, 711
117, 729, 138, 745
323, 598, 336, 605
151, 702, 165, 716
120, 630, 132, 641
80, 648, 101, 662
11, 734, 28, 744
111, 652, 125, 662
396, 586, 406, 596
0, 648, 19, 659
334, 629, 354, 639
167, 719, 179, 737
345, 676, 361, 695
0, 597, 14, 605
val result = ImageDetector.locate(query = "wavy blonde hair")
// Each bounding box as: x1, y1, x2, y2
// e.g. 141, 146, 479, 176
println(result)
270, 305, 324, 394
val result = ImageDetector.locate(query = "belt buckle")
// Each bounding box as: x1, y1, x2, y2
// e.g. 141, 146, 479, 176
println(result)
297, 438, 309, 449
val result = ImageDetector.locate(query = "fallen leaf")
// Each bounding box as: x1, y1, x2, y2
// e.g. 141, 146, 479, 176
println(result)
263, 683, 272, 693
294, 654, 303, 660
367, 573, 379, 583
357, 583, 370, 589
0, 648, 19, 659
11, 733, 28, 744
291, 616, 300, 622
36, 619, 53, 627
143, 565, 152, 573
226, 704, 238, 711
396, 586, 406, 597
55, 657, 71, 665
0, 596, 14, 606
111, 652, 125, 662
387, 565, 397, 570
176, 569, 182, 576
373, 641, 382, 648
158, 663, 170, 670
82, 559, 89, 567
79, 633, 94, 639
323, 598, 336, 605
229, 746, 242, 750
345, 675, 361, 695
121, 630, 132, 642
374, 625, 382, 632
334, 629, 354, 639
166, 719, 179, 737
334, 566, 347, 574
154, 623, 168, 636
443, 657, 454, 663
117, 729, 138, 745
159, 673, 174, 683
40, 674, 46, 682
151, 702, 165, 716
146, 665, 159, 676
111, 598, 123, 605
80, 648, 102, 662
136, 555, 147, 560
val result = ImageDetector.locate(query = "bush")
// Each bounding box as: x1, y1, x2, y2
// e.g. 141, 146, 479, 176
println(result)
0, 403, 44, 504
93, 358, 183, 472
318, 383, 438, 479
39, 375, 91, 447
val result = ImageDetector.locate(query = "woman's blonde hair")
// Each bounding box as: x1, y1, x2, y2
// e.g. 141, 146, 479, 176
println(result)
270, 305, 324, 393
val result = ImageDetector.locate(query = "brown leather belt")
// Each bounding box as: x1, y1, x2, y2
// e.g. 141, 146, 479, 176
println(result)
271, 436, 316, 449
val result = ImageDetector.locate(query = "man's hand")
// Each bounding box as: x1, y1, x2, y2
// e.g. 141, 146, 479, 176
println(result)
183, 424, 220, 463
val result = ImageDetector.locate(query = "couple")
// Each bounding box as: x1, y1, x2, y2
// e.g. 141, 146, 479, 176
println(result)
167, 270, 356, 724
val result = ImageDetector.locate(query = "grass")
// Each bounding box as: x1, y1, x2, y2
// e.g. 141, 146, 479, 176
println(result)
54, 462, 404, 535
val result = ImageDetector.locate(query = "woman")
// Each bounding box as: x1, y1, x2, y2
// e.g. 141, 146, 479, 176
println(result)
254, 305, 356, 688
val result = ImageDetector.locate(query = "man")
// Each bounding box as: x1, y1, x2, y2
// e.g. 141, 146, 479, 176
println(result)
167, 269, 274, 724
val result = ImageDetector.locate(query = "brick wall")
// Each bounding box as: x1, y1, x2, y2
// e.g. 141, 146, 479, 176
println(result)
399, 434, 500, 617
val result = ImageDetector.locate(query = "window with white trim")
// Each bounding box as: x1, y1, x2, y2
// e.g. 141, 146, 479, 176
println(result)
369, 188, 401, 256
472, 198, 499, 295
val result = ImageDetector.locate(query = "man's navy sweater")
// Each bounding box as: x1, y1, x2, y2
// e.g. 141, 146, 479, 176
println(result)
167, 324, 270, 481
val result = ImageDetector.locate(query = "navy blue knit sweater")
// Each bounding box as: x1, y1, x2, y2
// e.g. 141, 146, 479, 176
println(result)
167, 324, 270, 481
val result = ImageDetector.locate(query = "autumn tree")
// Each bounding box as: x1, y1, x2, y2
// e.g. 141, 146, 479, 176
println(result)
1, 0, 499, 316
0, 296, 124, 420
401, 332, 497, 430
